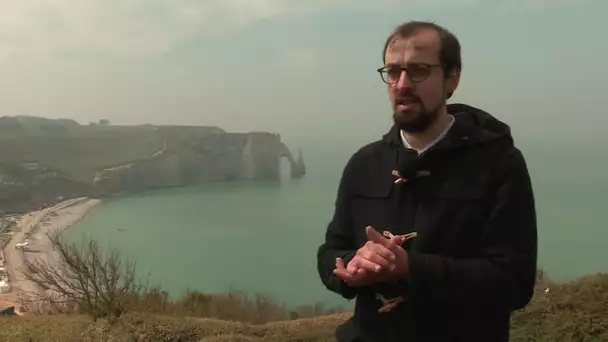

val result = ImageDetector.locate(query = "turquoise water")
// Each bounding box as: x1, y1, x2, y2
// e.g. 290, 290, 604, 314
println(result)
65, 145, 353, 309
65, 139, 608, 309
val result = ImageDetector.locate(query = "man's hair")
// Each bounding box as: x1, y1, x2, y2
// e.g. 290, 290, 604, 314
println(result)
382, 21, 462, 99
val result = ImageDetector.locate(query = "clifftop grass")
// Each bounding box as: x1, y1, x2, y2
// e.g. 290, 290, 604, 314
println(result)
2, 270, 607, 341
0, 116, 224, 183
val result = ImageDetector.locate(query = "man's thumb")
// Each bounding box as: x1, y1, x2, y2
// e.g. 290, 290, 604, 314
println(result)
366, 225, 387, 244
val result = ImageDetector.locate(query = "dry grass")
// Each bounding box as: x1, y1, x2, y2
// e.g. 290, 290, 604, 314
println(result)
131, 288, 347, 324
510, 271, 608, 342
1, 270, 608, 341
0, 312, 349, 341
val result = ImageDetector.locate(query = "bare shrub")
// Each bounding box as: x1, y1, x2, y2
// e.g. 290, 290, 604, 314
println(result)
23, 232, 147, 324
18, 233, 347, 325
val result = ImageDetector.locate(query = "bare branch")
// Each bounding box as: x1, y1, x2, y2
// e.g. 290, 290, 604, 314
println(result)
23, 231, 145, 323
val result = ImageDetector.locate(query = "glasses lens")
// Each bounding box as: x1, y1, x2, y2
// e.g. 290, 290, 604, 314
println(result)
406, 64, 430, 82
386, 67, 402, 83
380, 66, 400, 84
380, 64, 431, 84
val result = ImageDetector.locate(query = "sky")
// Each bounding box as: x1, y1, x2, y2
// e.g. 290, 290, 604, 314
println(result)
0, 0, 605, 147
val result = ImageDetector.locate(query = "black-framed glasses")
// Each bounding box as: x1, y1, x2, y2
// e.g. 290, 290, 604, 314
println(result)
377, 63, 443, 84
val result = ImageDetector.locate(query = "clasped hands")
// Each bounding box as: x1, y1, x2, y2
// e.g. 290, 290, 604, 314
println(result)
333, 226, 409, 287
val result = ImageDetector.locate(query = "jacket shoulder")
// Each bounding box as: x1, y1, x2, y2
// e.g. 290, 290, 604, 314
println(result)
346, 140, 390, 169
490, 143, 529, 173
481, 143, 532, 198
340, 140, 395, 196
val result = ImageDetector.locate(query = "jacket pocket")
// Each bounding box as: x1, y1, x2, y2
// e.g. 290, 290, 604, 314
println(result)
434, 178, 487, 201
349, 172, 395, 199
419, 177, 489, 254
348, 178, 396, 245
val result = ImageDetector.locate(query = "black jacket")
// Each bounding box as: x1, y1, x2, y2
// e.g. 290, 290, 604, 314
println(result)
317, 103, 538, 342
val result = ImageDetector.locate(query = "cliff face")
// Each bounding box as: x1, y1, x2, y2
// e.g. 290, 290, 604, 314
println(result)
91, 132, 304, 197
0, 166, 90, 213
0, 117, 305, 214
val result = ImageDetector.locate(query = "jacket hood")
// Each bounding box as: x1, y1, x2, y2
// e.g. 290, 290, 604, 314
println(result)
382, 103, 514, 151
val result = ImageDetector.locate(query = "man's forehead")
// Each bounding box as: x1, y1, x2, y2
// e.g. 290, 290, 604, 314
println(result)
385, 29, 441, 63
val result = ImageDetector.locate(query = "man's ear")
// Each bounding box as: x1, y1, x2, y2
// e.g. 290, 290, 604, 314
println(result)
445, 67, 461, 99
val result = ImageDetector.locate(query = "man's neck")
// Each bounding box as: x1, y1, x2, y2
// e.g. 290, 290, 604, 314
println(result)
401, 112, 454, 153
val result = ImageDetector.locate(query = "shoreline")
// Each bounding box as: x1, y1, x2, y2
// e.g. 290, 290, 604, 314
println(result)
0, 197, 102, 313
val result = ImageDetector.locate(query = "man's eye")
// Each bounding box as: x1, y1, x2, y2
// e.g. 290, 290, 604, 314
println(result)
408, 65, 428, 76
386, 67, 402, 76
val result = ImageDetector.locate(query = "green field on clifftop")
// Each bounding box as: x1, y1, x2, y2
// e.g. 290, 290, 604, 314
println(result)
0, 116, 223, 183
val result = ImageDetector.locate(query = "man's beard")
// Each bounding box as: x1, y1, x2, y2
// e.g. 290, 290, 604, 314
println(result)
392, 98, 443, 133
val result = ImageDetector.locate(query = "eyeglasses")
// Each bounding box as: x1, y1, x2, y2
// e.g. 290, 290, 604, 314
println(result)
377, 63, 443, 84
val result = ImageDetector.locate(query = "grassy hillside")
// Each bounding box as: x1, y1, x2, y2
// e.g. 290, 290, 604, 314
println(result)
0, 115, 297, 213
0, 116, 224, 183
0, 312, 348, 342
1, 271, 607, 341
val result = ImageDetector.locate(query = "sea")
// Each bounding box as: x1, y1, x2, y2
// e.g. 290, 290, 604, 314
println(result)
64, 135, 608, 310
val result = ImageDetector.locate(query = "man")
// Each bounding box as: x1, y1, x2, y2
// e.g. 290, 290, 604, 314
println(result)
316, 21, 538, 342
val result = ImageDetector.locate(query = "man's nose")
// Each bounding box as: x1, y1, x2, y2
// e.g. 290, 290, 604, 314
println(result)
395, 70, 413, 90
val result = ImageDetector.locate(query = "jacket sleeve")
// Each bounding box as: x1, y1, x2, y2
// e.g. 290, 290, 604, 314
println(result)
406, 149, 538, 310
316, 156, 359, 300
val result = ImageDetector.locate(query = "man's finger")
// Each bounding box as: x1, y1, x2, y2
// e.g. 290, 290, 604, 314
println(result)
334, 258, 360, 284
335, 257, 346, 271
334, 258, 351, 278
346, 257, 359, 274
358, 246, 394, 270
354, 256, 388, 273
368, 242, 396, 262
366, 226, 394, 248
334, 267, 354, 282
348, 259, 367, 276
334, 267, 368, 287
391, 235, 404, 246
335, 257, 360, 277
347, 257, 366, 274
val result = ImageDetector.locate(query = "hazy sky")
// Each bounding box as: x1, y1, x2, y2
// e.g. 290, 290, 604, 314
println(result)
0, 0, 605, 145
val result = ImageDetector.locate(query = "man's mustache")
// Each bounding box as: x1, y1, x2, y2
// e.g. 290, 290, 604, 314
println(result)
395, 94, 420, 104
